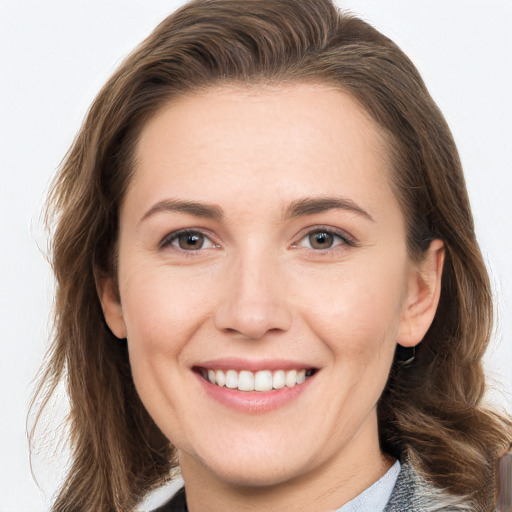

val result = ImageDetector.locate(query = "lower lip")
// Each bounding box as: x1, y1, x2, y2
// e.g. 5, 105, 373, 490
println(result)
195, 372, 315, 413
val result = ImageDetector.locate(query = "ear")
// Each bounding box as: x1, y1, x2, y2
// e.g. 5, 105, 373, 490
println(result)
397, 239, 444, 348
95, 271, 127, 339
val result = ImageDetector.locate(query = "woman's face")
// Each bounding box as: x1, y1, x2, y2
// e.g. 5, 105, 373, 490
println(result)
101, 83, 442, 493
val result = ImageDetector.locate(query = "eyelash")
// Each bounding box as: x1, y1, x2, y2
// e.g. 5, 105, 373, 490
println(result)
291, 226, 356, 252
159, 229, 219, 252
158, 226, 356, 254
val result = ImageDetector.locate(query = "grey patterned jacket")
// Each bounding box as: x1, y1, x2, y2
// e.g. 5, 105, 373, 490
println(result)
383, 462, 474, 511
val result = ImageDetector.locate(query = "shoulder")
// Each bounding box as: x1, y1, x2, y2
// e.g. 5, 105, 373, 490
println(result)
384, 461, 475, 512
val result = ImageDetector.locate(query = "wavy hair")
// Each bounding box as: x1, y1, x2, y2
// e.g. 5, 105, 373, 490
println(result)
31, 0, 511, 510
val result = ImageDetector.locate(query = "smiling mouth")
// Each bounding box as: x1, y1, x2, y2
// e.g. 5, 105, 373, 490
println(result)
197, 368, 317, 392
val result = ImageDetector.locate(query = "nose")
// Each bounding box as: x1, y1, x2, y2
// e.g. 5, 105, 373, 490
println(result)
213, 250, 292, 340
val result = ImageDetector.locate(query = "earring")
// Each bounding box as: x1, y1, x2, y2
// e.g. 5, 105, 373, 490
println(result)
395, 345, 415, 367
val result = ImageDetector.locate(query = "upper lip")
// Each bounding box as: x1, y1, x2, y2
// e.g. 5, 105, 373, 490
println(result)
193, 357, 317, 372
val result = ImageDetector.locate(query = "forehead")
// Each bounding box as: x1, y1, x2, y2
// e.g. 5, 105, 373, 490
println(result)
126, 83, 397, 222
136, 82, 390, 163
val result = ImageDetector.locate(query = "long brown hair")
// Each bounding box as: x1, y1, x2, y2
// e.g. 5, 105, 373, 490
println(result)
32, 0, 511, 510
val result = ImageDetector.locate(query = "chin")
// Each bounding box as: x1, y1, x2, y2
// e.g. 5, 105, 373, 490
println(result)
201, 455, 309, 489
180, 434, 317, 489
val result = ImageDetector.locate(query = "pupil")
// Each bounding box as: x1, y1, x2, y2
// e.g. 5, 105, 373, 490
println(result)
179, 233, 204, 250
310, 231, 333, 249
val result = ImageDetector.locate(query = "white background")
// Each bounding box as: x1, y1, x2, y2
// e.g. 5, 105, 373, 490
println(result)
1, 1, 511, 510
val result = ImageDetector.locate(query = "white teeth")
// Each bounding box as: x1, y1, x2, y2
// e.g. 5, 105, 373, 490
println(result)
254, 370, 273, 392
203, 367, 313, 391
238, 370, 255, 391
272, 369, 285, 389
285, 369, 297, 387
215, 369, 226, 387
225, 369, 238, 389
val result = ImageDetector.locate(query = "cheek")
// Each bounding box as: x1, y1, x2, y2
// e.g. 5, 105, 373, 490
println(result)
117, 266, 219, 445
118, 264, 215, 386
121, 260, 210, 335
294, 257, 408, 362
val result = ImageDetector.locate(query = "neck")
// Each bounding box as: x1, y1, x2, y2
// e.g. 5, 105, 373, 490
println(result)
179, 416, 394, 512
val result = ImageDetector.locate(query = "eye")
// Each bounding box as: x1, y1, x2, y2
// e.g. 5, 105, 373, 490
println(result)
307, 231, 335, 250
160, 230, 217, 251
295, 228, 353, 250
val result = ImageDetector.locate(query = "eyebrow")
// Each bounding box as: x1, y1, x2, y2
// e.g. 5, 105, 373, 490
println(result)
140, 199, 224, 224
284, 196, 374, 222
139, 195, 373, 225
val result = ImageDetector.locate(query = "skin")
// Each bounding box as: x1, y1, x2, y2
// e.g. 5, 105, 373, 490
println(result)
100, 83, 444, 512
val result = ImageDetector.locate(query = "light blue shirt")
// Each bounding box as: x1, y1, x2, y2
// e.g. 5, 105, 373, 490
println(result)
335, 460, 401, 512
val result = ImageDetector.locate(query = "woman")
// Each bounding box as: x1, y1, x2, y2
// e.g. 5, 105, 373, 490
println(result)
32, 0, 511, 510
